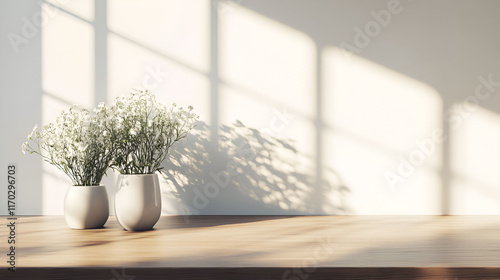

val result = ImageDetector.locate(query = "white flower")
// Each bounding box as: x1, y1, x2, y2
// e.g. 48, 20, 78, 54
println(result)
107, 89, 198, 174
22, 104, 115, 186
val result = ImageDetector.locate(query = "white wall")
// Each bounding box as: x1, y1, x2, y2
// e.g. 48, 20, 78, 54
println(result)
2, 0, 500, 216
1, 0, 43, 215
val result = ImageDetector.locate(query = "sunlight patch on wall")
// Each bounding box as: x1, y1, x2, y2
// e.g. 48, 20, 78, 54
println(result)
41, 3, 94, 109
219, 5, 316, 120
322, 47, 442, 214
322, 47, 442, 154
108, 0, 209, 73
107, 33, 210, 124
218, 4, 317, 181
451, 105, 500, 214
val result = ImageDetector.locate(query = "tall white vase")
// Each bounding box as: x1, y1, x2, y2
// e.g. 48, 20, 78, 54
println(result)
114, 174, 162, 231
64, 185, 109, 229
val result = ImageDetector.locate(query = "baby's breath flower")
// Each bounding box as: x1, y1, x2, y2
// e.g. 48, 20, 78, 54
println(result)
22, 103, 114, 186
109, 89, 198, 174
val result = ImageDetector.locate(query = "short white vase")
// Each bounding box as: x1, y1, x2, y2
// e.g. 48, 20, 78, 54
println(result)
115, 174, 162, 231
64, 185, 109, 229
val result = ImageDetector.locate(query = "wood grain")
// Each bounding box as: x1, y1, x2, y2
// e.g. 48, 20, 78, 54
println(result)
1, 215, 500, 279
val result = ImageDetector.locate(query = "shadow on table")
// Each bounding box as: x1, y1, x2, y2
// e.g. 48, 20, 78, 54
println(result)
157, 215, 299, 229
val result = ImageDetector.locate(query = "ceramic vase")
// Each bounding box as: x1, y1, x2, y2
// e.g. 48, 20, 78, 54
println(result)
64, 185, 109, 229
114, 174, 162, 231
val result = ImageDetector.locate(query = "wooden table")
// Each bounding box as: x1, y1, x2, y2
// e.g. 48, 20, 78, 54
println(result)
2, 215, 500, 279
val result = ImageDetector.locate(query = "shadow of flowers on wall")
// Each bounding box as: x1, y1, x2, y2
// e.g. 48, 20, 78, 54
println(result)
159, 121, 351, 215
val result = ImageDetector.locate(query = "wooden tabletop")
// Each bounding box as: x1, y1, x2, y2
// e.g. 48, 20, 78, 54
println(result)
2, 215, 500, 279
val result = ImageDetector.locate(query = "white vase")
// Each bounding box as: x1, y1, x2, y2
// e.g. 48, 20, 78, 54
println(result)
64, 185, 109, 229
114, 174, 162, 231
